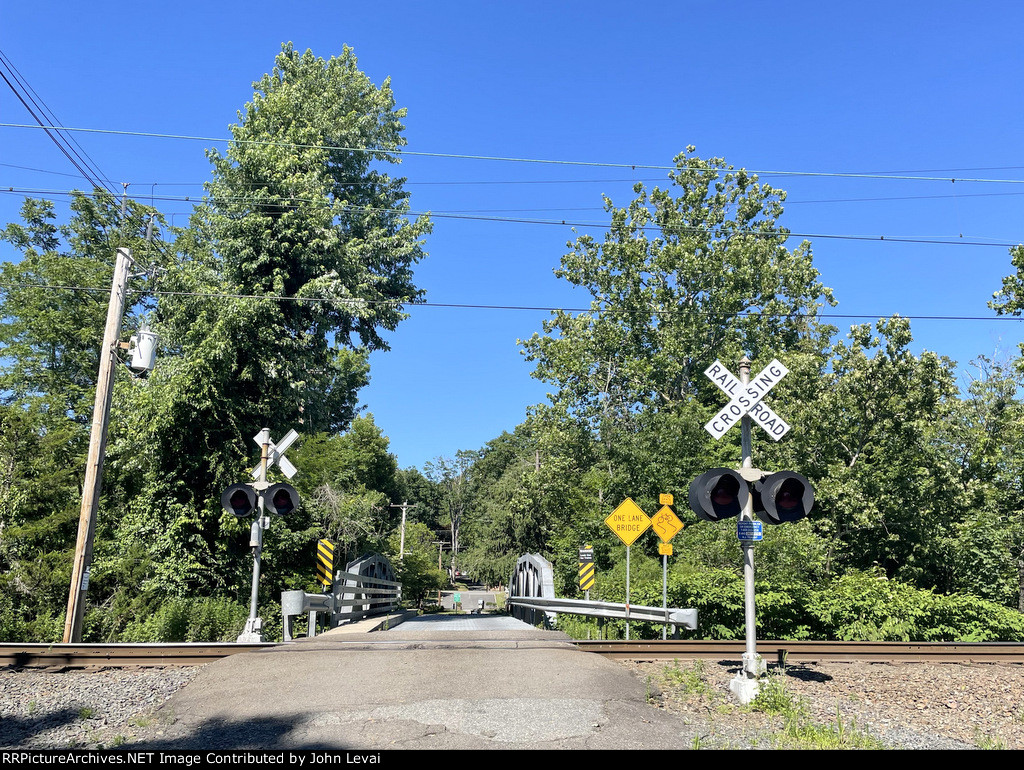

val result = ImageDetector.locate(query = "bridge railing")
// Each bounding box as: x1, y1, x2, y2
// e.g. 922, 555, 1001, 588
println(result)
506, 552, 698, 634
505, 595, 697, 630
281, 552, 401, 641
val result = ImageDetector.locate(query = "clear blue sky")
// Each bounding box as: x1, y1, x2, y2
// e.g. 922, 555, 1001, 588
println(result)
2, 2, 1023, 470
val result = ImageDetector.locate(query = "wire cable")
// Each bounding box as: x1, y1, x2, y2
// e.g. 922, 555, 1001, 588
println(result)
0, 281, 1019, 323
0, 56, 117, 198
4, 123, 1024, 185
1, 186, 1018, 248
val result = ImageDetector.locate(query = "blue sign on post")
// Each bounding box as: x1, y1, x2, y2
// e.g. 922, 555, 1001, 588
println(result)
737, 520, 763, 541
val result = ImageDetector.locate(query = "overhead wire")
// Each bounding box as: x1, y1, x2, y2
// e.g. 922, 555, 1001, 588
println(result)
9, 163, 1024, 207
0, 280, 1019, 324
1, 118, 1021, 323
4, 123, 1024, 185
0, 57, 118, 199
0, 185, 1019, 248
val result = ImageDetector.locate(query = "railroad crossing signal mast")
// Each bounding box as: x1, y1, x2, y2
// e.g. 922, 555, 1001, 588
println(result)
688, 357, 814, 704
223, 428, 301, 643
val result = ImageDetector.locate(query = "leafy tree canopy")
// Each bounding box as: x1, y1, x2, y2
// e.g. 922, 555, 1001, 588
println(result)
520, 147, 836, 432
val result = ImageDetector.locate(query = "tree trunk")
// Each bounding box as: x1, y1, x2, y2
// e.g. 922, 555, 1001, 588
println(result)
1017, 557, 1024, 613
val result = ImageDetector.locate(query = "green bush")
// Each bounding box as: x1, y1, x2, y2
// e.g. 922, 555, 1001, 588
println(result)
806, 571, 1024, 641
119, 597, 248, 642
580, 568, 1024, 642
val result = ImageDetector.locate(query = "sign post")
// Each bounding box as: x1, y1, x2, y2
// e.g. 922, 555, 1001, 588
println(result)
236, 428, 300, 643
652, 494, 683, 640
605, 499, 651, 640
703, 357, 790, 703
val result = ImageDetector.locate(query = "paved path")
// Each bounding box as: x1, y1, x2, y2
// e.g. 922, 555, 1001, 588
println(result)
127, 614, 704, 750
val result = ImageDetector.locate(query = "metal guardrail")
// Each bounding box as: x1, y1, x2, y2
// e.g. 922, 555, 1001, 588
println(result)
334, 572, 402, 623
282, 553, 402, 641
505, 596, 698, 630
506, 552, 697, 633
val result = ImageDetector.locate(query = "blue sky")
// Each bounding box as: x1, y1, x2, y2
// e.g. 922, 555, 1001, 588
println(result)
2, 2, 1023, 470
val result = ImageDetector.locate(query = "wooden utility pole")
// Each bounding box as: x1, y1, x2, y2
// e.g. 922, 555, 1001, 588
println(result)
64, 248, 134, 643
390, 501, 417, 559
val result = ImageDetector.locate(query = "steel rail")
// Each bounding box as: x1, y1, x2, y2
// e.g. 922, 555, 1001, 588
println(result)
4, 639, 1024, 669
0, 642, 274, 668
571, 639, 1024, 664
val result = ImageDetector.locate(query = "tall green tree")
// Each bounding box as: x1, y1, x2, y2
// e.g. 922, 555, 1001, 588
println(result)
511, 149, 836, 577
520, 147, 835, 431
0, 192, 169, 640
424, 452, 475, 576
936, 357, 1024, 608
780, 317, 959, 587
99, 44, 430, 631
290, 414, 402, 567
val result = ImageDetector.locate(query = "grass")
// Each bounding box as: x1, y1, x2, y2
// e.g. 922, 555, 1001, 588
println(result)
748, 675, 885, 750
661, 659, 714, 698
975, 731, 1009, 750
77, 707, 95, 720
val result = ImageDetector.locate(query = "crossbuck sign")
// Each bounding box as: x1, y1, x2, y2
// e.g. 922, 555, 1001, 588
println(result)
251, 428, 299, 479
704, 360, 791, 441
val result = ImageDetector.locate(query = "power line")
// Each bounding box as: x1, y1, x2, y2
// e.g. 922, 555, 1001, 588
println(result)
0, 281, 1019, 323
9, 166, 1024, 207
0, 57, 117, 199
4, 123, 1024, 185
1, 186, 1019, 248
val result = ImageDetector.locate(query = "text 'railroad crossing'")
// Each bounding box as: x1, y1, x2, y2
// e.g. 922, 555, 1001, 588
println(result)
704, 359, 790, 440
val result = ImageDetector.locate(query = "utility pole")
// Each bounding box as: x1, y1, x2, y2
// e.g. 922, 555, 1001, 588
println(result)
64, 247, 134, 643
390, 501, 417, 559
432, 540, 446, 571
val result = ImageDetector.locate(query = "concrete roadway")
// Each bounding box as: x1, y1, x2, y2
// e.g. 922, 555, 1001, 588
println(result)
128, 613, 706, 750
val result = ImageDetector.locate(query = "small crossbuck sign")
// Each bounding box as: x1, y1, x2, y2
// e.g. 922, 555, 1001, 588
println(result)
251, 428, 299, 479
704, 360, 791, 441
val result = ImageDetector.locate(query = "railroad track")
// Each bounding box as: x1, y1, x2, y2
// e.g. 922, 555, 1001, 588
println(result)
571, 639, 1024, 663
0, 642, 274, 668
4, 639, 1024, 668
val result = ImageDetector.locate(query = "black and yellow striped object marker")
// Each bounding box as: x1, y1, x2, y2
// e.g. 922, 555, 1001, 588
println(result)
578, 544, 595, 591
316, 538, 335, 587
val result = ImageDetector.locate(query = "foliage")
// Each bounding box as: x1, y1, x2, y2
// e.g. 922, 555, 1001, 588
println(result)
569, 568, 1024, 642
805, 570, 1024, 641
661, 660, 713, 697
935, 357, 1024, 608
117, 597, 248, 642
751, 676, 884, 749
424, 452, 475, 575
291, 415, 400, 498
0, 43, 429, 642
786, 317, 959, 587
389, 521, 448, 606
103, 43, 429, 620
0, 192, 170, 642
520, 147, 835, 425
9, 129, 1024, 646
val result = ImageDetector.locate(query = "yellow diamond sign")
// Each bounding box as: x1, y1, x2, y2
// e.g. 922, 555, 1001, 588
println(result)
651, 505, 684, 543
605, 498, 651, 546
